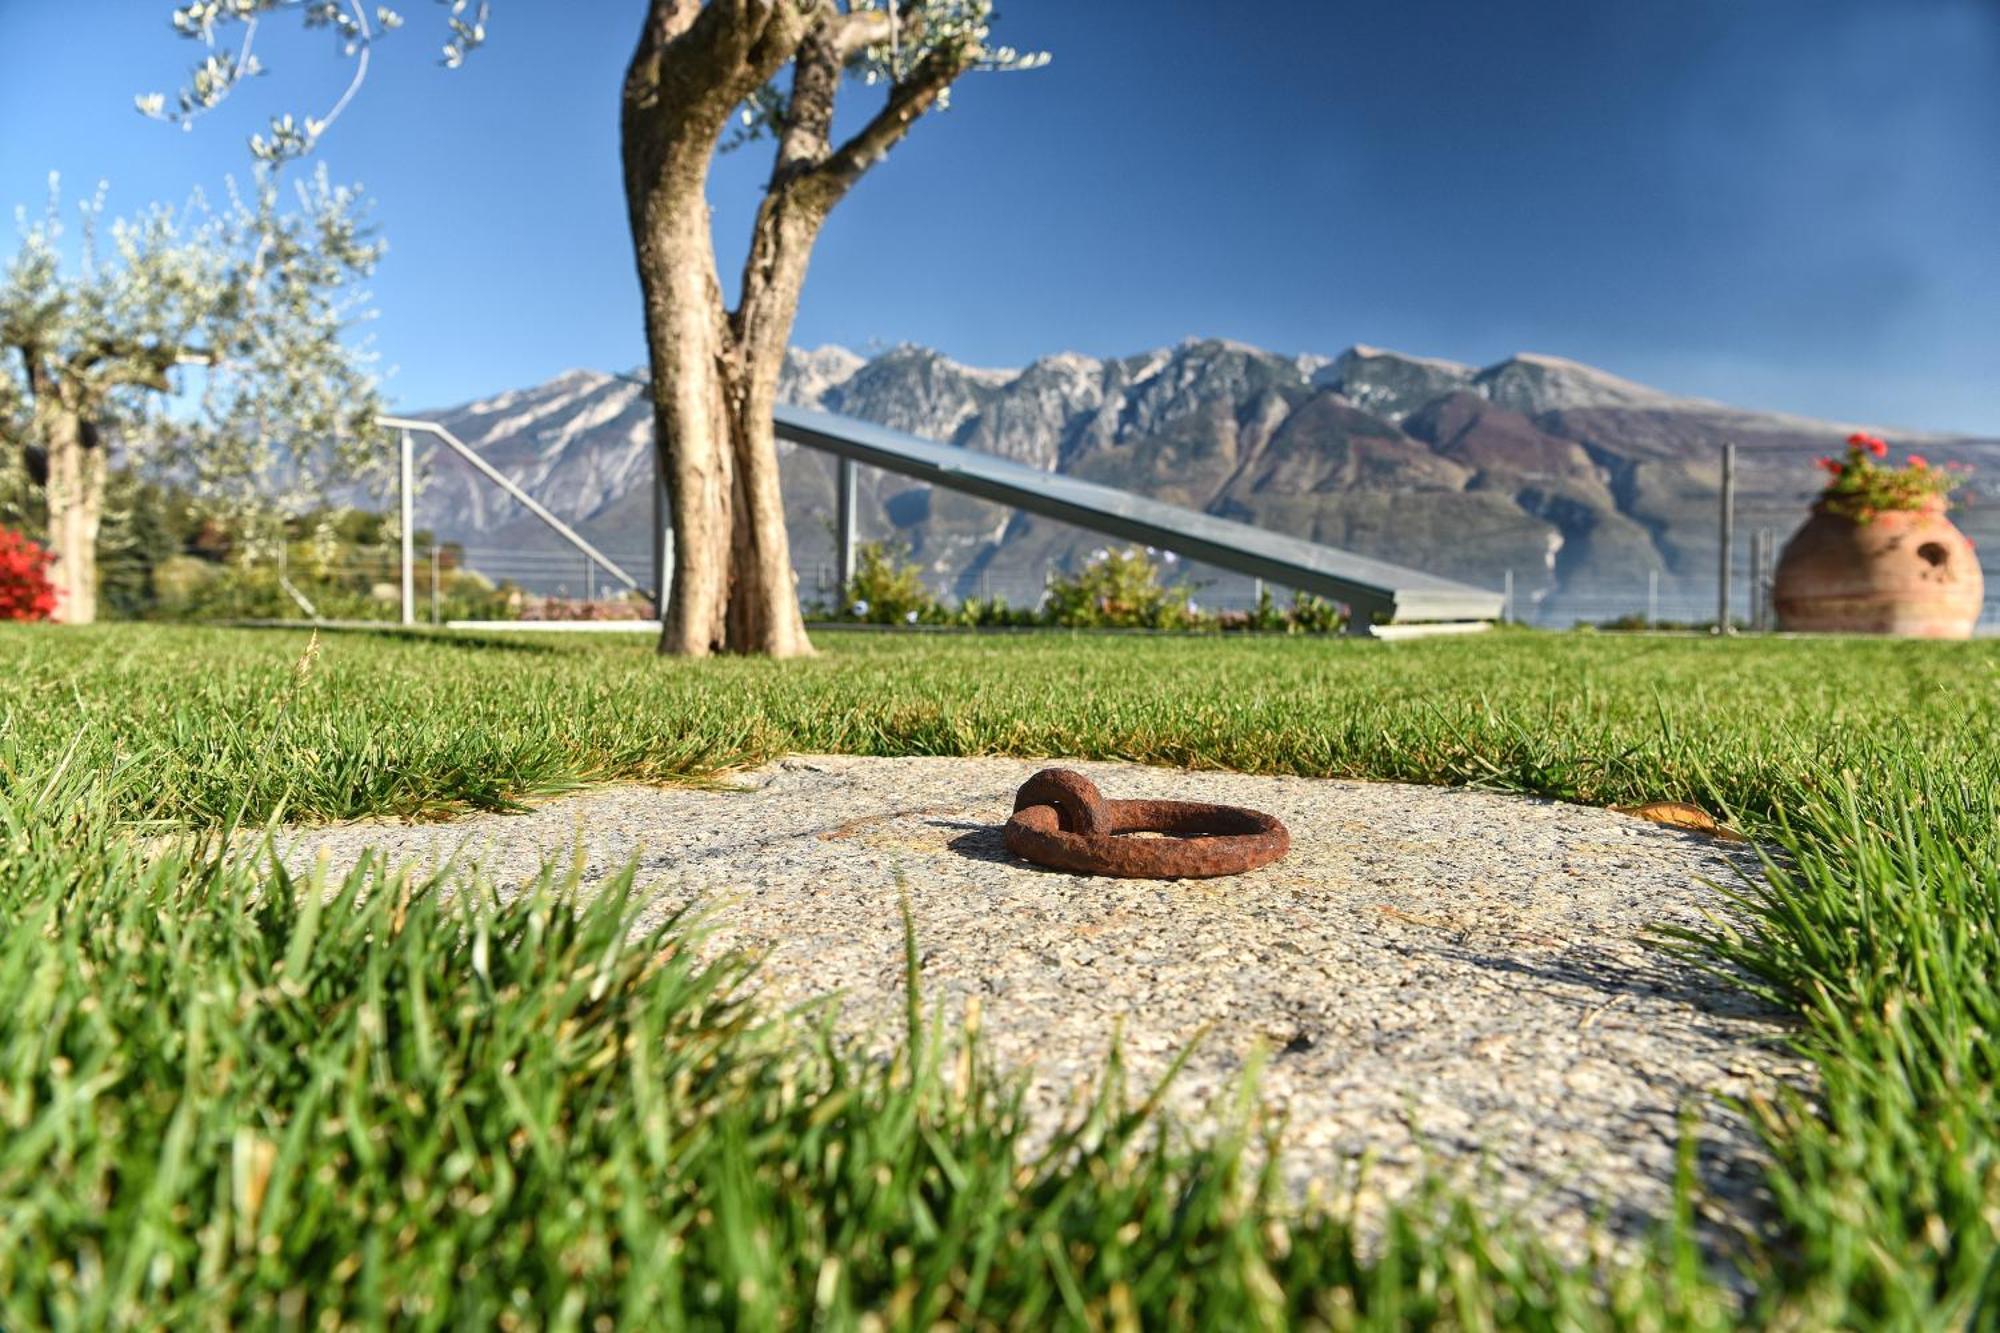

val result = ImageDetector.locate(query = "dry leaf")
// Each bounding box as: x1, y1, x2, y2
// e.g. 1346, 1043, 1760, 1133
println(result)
1612, 801, 1746, 842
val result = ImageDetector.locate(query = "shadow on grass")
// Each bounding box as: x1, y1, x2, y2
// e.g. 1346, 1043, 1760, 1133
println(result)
225, 621, 572, 654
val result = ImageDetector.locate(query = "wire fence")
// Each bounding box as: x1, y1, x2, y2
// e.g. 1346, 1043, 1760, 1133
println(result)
75, 432, 2000, 634
91, 542, 656, 625
89, 525, 2000, 634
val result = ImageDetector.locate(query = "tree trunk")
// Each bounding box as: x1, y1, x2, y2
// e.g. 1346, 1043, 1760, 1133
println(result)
627, 173, 735, 657
621, 0, 815, 658
41, 407, 101, 625
722, 382, 814, 656
616, 0, 962, 657
724, 191, 823, 658
721, 33, 971, 659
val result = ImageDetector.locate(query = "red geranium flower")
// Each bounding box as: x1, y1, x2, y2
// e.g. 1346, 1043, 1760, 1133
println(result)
0, 528, 58, 621
1814, 437, 1965, 522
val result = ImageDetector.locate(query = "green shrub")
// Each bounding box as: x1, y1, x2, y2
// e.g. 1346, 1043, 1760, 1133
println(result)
1043, 547, 1196, 629
1288, 590, 1345, 634
842, 540, 936, 624
946, 594, 1040, 628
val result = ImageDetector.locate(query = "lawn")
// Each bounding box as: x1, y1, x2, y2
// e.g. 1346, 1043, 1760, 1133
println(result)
1, 624, 1995, 1327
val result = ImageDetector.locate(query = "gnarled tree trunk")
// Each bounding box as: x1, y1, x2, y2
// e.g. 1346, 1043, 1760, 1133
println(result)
619, 0, 970, 658
626, 168, 737, 657
40, 405, 101, 625
621, 1, 813, 659
724, 164, 830, 658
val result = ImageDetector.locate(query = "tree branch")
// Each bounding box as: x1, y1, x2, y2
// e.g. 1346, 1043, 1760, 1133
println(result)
623, 0, 709, 113
766, 10, 846, 180
69, 338, 217, 393
831, 7, 892, 61
625, 0, 815, 173
814, 49, 971, 197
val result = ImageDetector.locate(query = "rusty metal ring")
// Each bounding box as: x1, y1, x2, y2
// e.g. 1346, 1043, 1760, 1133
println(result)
1004, 768, 1289, 879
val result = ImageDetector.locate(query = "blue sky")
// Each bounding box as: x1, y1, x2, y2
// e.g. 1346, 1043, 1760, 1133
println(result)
4, 0, 1997, 433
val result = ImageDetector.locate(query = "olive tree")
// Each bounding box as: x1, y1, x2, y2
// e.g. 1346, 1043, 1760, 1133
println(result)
0, 170, 383, 622
145, 1, 1041, 657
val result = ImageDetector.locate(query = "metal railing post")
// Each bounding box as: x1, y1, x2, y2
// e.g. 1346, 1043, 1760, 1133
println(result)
835, 456, 857, 603
1715, 441, 1735, 634
1772, 528, 1781, 630
399, 429, 416, 627
1751, 528, 1772, 631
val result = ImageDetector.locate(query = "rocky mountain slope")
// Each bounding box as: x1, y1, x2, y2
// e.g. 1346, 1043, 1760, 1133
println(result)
405, 341, 1998, 623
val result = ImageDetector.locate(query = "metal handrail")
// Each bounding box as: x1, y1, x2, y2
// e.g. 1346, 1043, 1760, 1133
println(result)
774, 405, 1503, 630
377, 415, 652, 627
378, 402, 1504, 634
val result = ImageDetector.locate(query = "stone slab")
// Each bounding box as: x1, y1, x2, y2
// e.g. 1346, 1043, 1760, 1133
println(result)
276, 755, 1807, 1263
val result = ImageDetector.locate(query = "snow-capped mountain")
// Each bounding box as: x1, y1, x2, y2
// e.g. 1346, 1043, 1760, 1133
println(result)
401, 339, 1998, 622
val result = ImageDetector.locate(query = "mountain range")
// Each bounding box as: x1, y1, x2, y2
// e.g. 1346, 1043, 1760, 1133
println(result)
405, 339, 1999, 624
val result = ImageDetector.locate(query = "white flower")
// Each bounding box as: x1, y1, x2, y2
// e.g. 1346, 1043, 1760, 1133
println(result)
1090, 547, 1109, 563
1162, 551, 1179, 564
850, 599, 870, 616
904, 609, 919, 624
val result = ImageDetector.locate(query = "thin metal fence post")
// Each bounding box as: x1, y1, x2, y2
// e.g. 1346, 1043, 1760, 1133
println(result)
1761, 530, 1770, 630
1746, 530, 1759, 631
835, 457, 857, 603
1647, 569, 1659, 627
399, 429, 415, 627
1752, 528, 1772, 631
1764, 527, 1778, 631
1716, 441, 1735, 634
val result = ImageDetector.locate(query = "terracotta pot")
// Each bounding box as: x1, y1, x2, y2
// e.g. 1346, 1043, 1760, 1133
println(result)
1772, 502, 1983, 638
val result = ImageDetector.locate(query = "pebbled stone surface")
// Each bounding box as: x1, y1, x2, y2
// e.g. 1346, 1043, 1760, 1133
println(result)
275, 755, 1806, 1263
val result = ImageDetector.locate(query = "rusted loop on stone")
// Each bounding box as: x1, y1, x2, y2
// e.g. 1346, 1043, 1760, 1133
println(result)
1004, 767, 1289, 879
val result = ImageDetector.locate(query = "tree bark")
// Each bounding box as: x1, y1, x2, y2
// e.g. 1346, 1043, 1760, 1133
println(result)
627, 177, 735, 656
622, 0, 814, 657
723, 31, 968, 656
725, 173, 826, 657
41, 406, 101, 625
714, 18, 846, 658
619, 0, 969, 658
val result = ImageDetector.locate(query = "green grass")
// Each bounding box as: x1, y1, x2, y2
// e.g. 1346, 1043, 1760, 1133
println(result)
1, 624, 1997, 1328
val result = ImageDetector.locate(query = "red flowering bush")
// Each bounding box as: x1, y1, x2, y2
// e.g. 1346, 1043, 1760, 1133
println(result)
0, 528, 58, 621
1814, 432, 1967, 522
